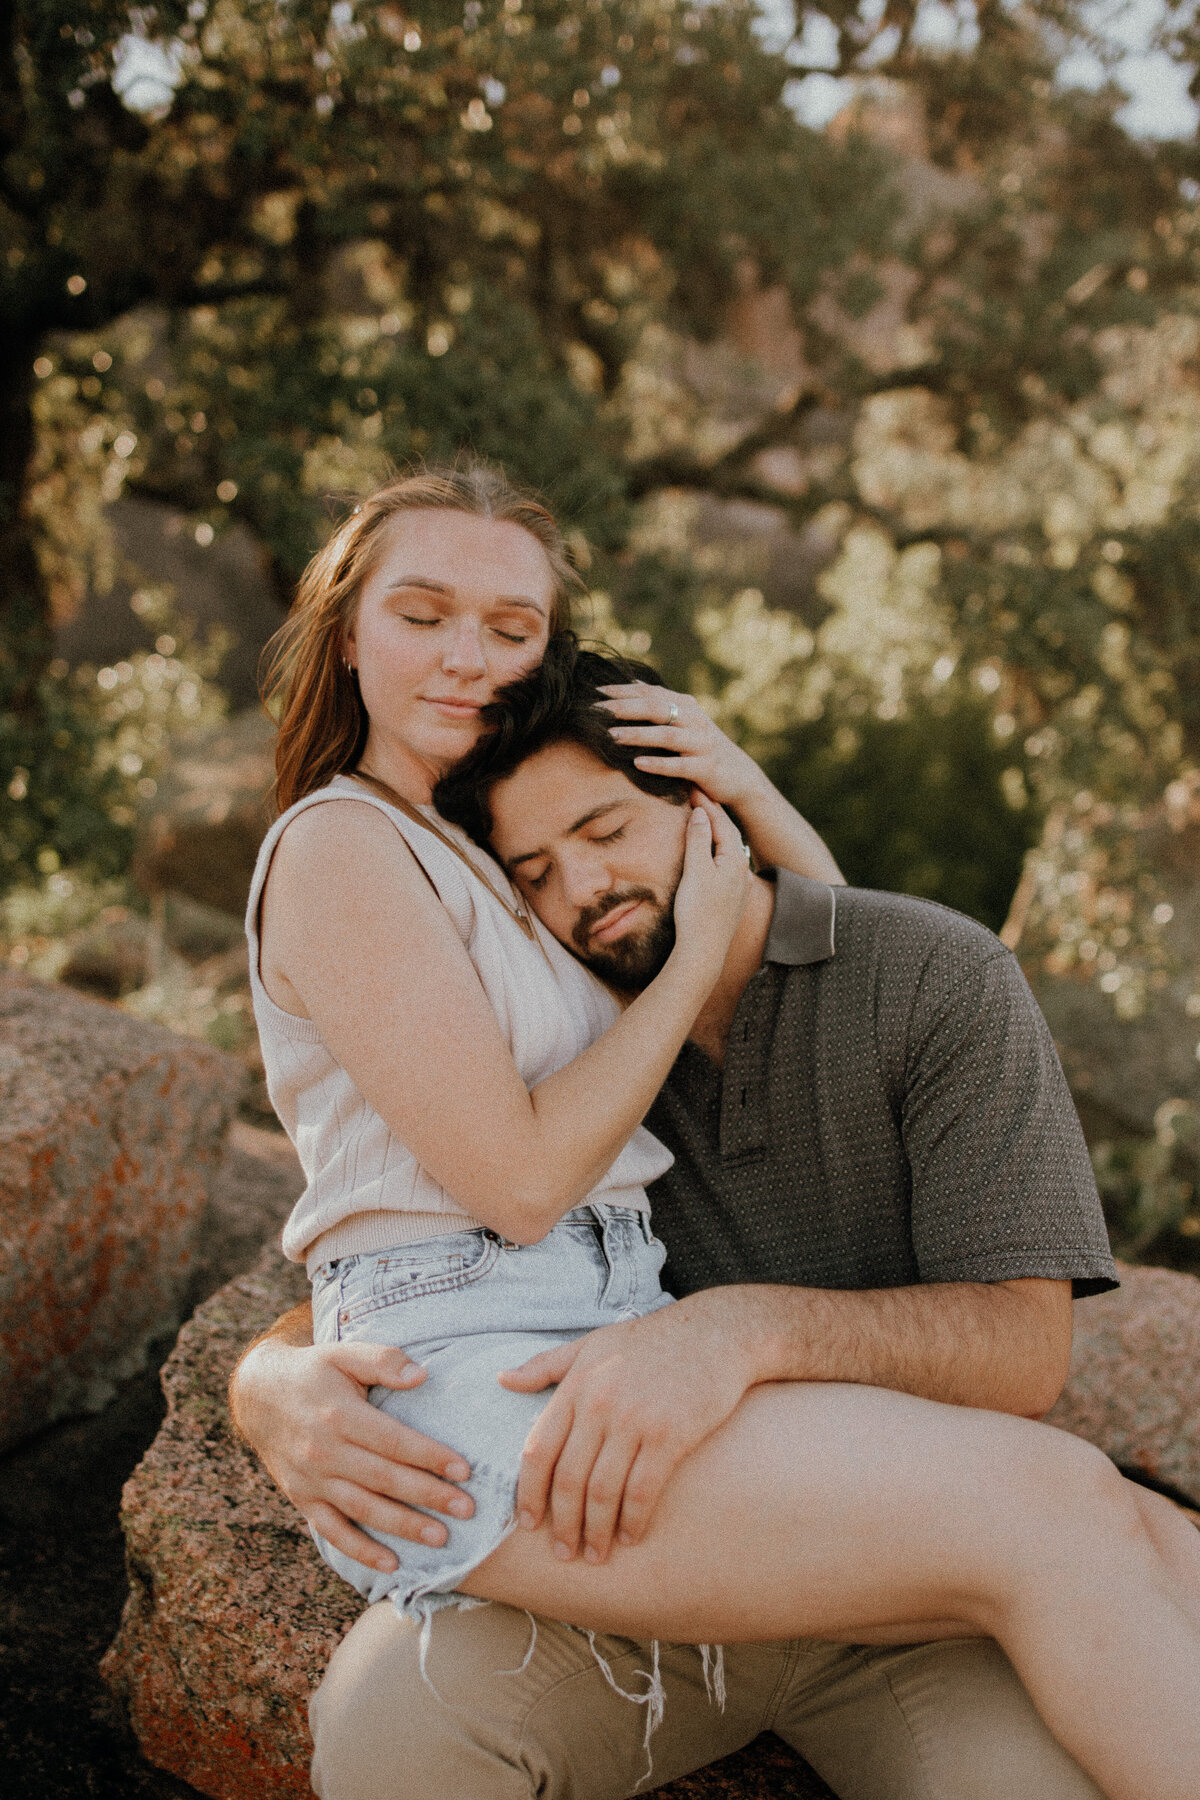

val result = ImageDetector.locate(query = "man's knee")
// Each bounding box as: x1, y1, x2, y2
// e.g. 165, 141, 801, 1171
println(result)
775, 1636, 1105, 1800
310, 1601, 542, 1800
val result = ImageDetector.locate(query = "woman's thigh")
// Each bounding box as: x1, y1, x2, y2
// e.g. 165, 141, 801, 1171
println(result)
458, 1380, 1115, 1643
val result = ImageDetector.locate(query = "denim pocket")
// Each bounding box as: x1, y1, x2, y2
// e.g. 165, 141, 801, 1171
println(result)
334, 1232, 500, 1335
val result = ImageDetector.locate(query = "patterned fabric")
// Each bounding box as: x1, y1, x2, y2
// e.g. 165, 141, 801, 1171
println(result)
646, 872, 1118, 1301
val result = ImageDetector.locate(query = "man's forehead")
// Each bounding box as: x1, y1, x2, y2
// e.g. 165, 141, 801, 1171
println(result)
489, 743, 642, 858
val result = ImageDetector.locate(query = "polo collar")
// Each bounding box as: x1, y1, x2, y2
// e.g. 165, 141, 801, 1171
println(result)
760, 867, 838, 966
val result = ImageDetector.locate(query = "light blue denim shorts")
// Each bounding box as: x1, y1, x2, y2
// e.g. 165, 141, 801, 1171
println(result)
309, 1204, 674, 1624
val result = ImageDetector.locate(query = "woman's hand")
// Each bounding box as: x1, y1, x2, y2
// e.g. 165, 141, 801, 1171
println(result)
597, 680, 770, 815
597, 679, 845, 886
668, 794, 754, 980
229, 1333, 476, 1573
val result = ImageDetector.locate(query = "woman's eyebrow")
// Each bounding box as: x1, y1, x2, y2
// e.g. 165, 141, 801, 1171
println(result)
385, 577, 546, 614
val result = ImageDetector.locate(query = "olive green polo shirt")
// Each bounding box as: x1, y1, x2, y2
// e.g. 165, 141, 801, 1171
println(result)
645, 871, 1118, 1301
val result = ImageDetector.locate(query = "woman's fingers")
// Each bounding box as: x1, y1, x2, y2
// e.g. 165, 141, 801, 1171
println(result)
703, 792, 749, 861
595, 681, 691, 721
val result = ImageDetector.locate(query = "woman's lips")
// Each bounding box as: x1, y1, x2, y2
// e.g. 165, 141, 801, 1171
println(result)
425, 697, 483, 719
591, 900, 644, 944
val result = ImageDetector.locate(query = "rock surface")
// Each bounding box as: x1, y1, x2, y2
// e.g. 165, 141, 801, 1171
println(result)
0, 972, 244, 1452
105, 1247, 1199, 1800
1045, 1261, 1200, 1501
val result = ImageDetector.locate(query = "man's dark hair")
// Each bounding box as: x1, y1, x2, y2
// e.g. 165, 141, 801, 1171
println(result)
434, 633, 692, 847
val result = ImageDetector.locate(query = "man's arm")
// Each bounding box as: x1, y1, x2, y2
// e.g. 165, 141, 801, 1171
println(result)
501, 1273, 1072, 1563
228, 1301, 476, 1574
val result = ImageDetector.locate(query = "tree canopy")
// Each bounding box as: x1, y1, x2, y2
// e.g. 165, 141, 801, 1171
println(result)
3, 0, 1200, 997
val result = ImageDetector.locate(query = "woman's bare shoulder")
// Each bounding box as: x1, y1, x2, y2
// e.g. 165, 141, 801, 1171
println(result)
268, 793, 431, 902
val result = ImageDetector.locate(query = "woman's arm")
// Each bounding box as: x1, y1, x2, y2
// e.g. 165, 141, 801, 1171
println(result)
260, 794, 750, 1244
597, 681, 845, 885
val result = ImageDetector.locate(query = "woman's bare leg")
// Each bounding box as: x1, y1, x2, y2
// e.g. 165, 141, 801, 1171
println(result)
458, 1383, 1200, 1800
1129, 1483, 1200, 1631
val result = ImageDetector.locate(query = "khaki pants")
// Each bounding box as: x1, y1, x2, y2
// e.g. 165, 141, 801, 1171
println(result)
310, 1600, 1103, 1800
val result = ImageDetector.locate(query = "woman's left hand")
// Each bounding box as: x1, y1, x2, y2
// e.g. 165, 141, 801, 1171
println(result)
596, 681, 768, 814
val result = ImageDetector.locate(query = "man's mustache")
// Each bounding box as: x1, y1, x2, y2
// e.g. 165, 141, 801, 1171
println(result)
571, 886, 661, 953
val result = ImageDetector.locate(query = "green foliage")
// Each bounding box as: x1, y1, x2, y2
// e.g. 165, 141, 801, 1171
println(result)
0, 659, 135, 887
7, 0, 1200, 953
765, 697, 1040, 934
0, 608, 225, 892
1091, 1102, 1200, 1272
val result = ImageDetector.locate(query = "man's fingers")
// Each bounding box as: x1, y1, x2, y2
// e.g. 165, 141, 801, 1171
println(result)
304, 1500, 401, 1573
516, 1396, 576, 1531
615, 1444, 675, 1547
321, 1477, 458, 1550
498, 1341, 579, 1391
581, 1435, 640, 1565
546, 1420, 608, 1560
341, 1405, 472, 1483
326, 1340, 429, 1392
326, 1443, 474, 1518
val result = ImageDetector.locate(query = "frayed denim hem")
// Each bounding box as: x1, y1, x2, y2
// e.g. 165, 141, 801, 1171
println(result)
312, 1474, 725, 1790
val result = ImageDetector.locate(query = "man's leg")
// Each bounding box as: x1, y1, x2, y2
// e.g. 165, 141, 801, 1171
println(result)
310, 1599, 788, 1800
770, 1636, 1105, 1800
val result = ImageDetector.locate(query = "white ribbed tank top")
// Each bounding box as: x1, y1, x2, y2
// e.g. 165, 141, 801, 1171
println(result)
246, 776, 674, 1273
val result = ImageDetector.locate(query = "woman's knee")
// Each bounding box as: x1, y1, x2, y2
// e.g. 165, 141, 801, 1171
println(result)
983, 1429, 1152, 1596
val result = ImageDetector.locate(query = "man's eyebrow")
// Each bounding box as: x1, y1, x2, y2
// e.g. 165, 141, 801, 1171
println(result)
385, 577, 546, 614
503, 801, 626, 871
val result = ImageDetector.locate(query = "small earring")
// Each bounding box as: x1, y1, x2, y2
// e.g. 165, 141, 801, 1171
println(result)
343, 659, 357, 677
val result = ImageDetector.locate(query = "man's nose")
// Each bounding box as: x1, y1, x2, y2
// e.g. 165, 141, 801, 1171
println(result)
561, 850, 612, 909
442, 620, 488, 676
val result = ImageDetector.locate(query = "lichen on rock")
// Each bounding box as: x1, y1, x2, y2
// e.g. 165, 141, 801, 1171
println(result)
0, 971, 244, 1451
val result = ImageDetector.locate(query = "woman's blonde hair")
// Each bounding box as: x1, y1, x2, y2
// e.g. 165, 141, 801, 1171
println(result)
262, 463, 582, 814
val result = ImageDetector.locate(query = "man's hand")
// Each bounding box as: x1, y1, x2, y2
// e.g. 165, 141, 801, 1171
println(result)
496, 1274, 1073, 1567
229, 1323, 475, 1575
498, 1296, 755, 1566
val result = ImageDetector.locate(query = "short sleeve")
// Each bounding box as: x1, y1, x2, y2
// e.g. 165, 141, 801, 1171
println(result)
901, 939, 1118, 1296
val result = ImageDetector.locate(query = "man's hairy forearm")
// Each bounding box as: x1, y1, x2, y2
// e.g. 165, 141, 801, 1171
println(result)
682, 1278, 1073, 1417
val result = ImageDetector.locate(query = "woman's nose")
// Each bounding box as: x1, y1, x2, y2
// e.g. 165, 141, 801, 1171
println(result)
442, 621, 488, 676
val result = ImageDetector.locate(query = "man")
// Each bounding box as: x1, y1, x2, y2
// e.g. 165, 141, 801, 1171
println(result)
231, 642, 1117, 1800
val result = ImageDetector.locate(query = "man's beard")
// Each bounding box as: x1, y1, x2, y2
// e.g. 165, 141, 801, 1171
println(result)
571, 884, 678, 993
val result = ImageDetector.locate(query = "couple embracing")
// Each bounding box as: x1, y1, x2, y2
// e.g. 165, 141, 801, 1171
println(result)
229, 463, 1200, 1800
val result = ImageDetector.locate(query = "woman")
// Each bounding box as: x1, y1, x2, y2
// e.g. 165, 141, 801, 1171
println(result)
245, 463, 1200, 1800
